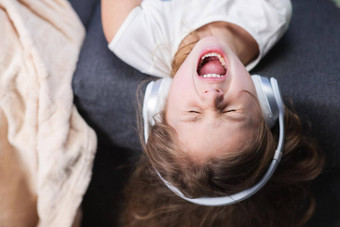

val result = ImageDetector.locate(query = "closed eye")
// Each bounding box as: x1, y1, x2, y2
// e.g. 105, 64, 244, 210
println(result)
222, 109, 246, 120
223, 109, 236, 113
183, 110, 202, 122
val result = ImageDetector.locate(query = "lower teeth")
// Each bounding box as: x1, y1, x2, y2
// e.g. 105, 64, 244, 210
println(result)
202, 74, 223, 78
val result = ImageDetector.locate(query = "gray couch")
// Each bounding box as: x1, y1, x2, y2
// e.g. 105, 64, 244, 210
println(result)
70, 0, 340, 226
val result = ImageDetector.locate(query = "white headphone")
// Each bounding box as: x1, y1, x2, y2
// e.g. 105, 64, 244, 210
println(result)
142, 75, 285, 206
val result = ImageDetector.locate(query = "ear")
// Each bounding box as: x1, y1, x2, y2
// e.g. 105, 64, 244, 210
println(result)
143, 78, 173, 142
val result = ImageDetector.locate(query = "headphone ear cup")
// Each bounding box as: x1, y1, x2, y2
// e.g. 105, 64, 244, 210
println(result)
251, 75, 280, 128
143, 78, 173, 142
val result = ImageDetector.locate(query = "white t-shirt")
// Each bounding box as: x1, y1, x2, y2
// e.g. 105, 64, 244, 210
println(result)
108, 0, 292, 78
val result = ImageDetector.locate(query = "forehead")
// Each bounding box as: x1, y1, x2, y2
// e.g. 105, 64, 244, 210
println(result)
174, 117, 258, 161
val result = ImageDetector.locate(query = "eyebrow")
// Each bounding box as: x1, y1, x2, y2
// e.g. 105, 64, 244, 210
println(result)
180, 112, 246, 124
180, 114, 202, 123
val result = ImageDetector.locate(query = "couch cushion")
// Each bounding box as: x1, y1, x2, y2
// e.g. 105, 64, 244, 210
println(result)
69, 0, 98, 28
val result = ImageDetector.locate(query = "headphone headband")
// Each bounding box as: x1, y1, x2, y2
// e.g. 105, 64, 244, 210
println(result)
143, 75, 285, 206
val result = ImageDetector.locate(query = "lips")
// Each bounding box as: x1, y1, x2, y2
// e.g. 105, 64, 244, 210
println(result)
197, 48, 228, 80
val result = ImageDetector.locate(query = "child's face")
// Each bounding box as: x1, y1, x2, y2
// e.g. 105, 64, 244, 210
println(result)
166, 36, 261, 161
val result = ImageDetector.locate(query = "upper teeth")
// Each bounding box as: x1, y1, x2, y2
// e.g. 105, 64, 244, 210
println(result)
201, 52, 227, 68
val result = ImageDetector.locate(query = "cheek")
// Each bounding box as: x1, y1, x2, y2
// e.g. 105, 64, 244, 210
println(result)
228, 53, 249, 75
174, 51, 197, 78
171, 71, 196, 97
174, 68, 194, 84
229, 68, 254, 94
166, 84, 187, 121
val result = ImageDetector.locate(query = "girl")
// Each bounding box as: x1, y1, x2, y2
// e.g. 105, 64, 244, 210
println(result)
101, 0, 324, 226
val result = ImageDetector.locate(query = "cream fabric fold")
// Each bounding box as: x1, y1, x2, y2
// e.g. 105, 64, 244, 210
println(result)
0, 0, 97, 226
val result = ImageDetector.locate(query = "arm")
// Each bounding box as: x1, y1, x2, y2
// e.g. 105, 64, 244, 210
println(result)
101, 0, 141, 43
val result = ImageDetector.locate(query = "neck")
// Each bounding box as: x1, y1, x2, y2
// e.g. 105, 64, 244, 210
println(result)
179, 22, 259, 66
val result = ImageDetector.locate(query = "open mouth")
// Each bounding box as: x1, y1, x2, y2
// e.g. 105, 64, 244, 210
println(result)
197, 52, 227, 78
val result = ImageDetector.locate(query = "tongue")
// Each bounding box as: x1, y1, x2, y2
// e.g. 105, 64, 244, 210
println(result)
198, 60, 226, 76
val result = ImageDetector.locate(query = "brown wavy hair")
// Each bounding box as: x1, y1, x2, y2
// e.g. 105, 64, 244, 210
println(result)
119, 39, 324, 227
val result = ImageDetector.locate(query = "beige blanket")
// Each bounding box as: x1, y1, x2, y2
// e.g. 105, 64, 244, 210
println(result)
0, 0, 97, 226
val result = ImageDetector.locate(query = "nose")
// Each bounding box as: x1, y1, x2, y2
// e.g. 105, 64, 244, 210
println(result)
201, 88, 224, 109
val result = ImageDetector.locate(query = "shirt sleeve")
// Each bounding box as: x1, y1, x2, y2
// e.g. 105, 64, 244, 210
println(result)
244, 0, 292, 71
108, 6, 157, 77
